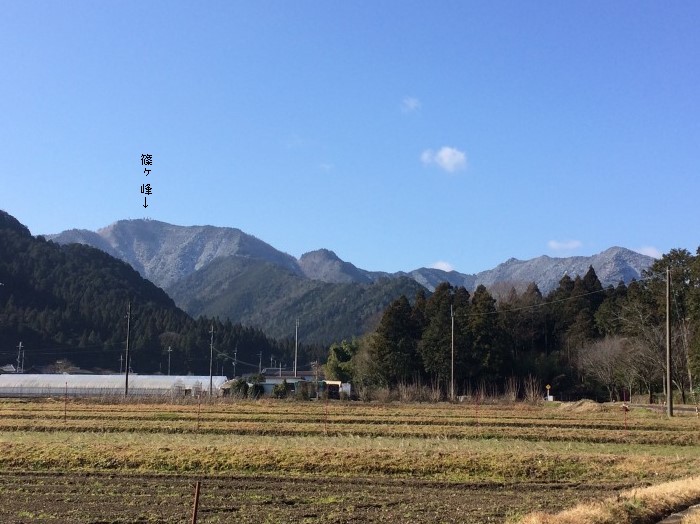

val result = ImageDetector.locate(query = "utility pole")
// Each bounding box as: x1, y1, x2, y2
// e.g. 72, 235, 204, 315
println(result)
125, 302, 131, 397
313, 360, 320, 400
294, 318, 299, 378
258, 351, 262, 374
666, 267, 673, 417
451, 305, 455, 402
119, 354, 123, 374
167, 346, 172, 376
233, 349, 237, 378
16, 342, 22, 373
209, 324, 215, 396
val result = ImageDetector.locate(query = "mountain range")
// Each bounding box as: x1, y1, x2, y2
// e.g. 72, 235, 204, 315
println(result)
48, 219, 655, 343
0, 210, 298, 373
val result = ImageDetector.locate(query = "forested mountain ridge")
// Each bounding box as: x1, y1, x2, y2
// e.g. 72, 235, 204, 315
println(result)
298, 249, 375, 284
168, 255, 426, 343
49, 218, 654, 299
44, 219, 431, 345
49, 220, 655, 294
47, 218, 655, 345
475, 246, 653, 294
330, 248, 700, 402
0, 211, 306, 374
50, 219, 302, 290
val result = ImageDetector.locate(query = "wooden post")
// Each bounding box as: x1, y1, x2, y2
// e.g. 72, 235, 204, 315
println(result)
191, 481, 201, 524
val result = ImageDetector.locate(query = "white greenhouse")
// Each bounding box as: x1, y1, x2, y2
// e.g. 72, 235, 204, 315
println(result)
0, 374, 229, 398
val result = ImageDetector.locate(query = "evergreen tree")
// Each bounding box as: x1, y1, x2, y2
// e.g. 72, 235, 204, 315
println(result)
418, 283, 454, 386
370, 295, 421, 386
466, 285, 507, 383
325, 339, 358, 383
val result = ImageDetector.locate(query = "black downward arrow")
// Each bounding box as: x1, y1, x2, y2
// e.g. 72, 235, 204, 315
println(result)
143, 197, 149, 208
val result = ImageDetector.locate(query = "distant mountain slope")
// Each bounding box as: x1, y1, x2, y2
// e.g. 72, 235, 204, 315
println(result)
0, 211, 187, 370
473, 246, 653, 293
405, 268, 477, 292
49, 219, 655, 294
1, 210, 313, 374
48, 219, 656, 343
168, 255, 426, 343
298, 249, 373, 284
49, 219, 300, 289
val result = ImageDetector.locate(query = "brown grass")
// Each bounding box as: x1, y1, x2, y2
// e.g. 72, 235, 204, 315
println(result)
682, 509, 700, 523
517, 476, 700, 524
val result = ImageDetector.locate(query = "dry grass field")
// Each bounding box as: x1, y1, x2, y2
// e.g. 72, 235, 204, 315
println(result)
0, 397, 698, 523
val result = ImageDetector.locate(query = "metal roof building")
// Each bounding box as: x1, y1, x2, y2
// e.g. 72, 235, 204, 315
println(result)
0, 374, 229, 398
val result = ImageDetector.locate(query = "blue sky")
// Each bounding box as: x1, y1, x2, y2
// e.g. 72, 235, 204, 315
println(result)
1, 1, 698, 274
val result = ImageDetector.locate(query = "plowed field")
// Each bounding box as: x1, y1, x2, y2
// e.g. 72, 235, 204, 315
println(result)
0, 398, 697, 523
0, 472, 629, 523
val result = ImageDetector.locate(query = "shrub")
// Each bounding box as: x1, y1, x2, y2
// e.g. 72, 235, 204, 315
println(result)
272, 380, 290, 399
230, 379, 248, 399
524, 375, 542, 404
356, 384, 374, 402
294, 381, 311, 401
374, 386, 393, 403
248, 383, 264, 399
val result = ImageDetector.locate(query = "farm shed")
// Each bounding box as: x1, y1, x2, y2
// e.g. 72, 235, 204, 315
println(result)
323, 380, 352, 398
0, 374, 229, 398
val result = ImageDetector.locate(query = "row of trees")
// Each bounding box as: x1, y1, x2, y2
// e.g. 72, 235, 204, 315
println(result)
326, 248, 700, 402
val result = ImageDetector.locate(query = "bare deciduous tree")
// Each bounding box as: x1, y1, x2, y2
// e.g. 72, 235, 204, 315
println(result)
578, 336, 628, 402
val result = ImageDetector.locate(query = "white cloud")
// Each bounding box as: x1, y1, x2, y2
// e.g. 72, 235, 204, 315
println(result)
548, 239, 583, 252
401, 96, 421, 113
421, 146, 467, 173
636, 246, 662, 259
283, 134, 309, 150
431, 261, 454, 272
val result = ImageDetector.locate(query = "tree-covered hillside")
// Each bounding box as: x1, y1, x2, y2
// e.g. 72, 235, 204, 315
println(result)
0, 211, 309, 375
329, 250, 700, 402
168, 255, 427, 344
